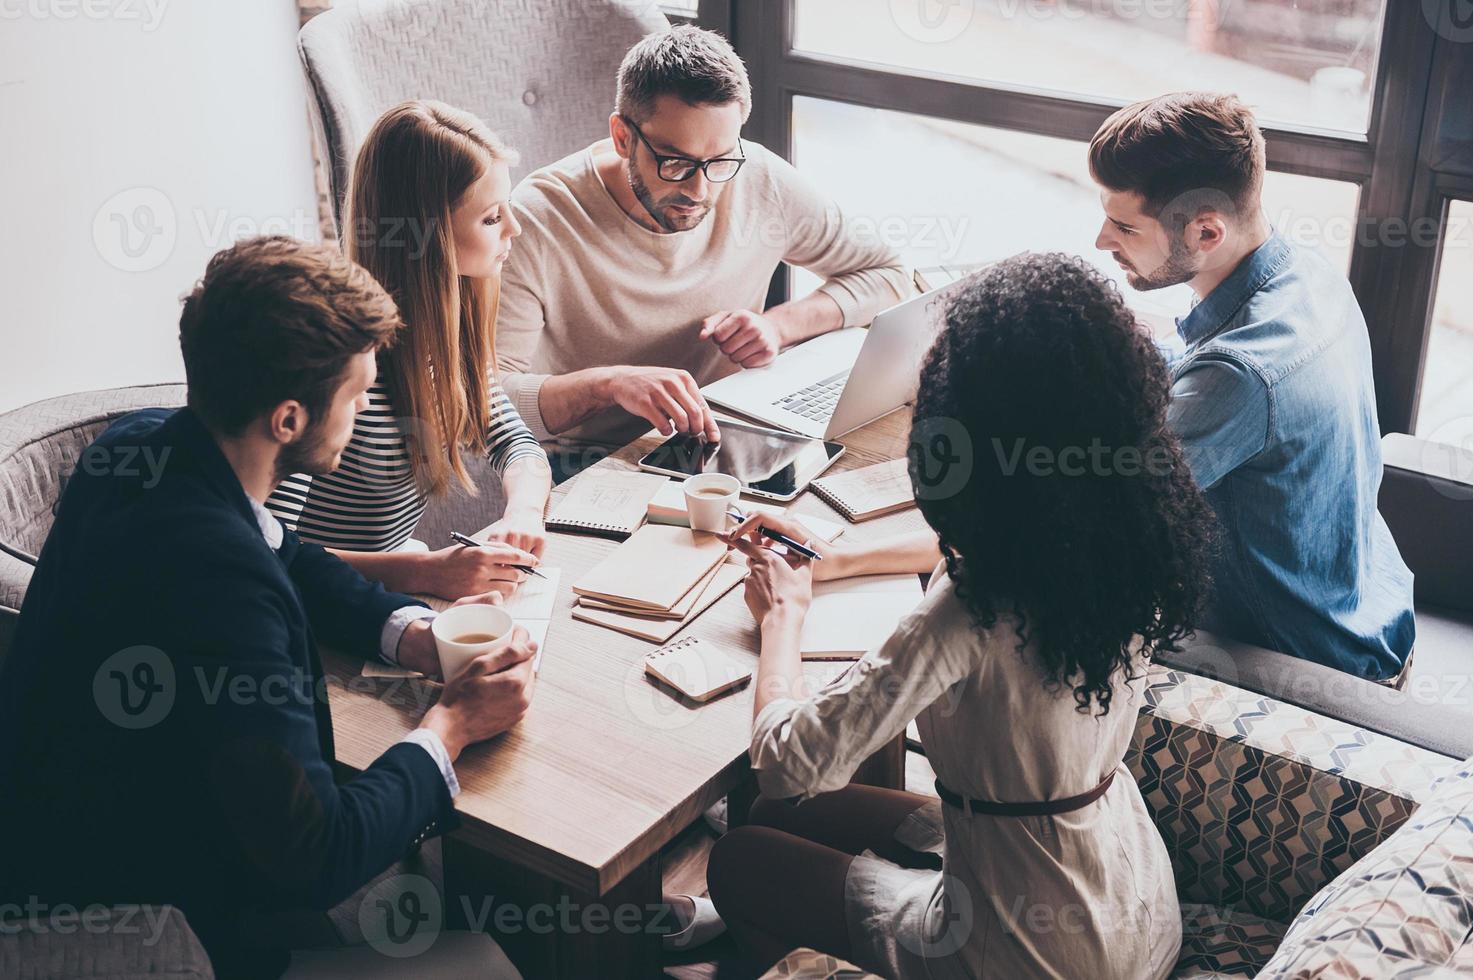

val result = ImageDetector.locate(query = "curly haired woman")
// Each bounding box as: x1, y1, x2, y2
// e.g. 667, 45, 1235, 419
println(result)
708, 252, 1217, 978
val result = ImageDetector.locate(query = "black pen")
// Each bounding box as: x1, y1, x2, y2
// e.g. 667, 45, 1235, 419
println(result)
449, 530, 547, 579
756, 524, 823, 561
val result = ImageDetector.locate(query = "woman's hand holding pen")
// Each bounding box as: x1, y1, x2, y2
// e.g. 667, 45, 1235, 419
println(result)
724, 511, 847, 581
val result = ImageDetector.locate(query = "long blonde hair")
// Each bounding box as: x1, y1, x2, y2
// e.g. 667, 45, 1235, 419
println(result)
344, 100, 518, 495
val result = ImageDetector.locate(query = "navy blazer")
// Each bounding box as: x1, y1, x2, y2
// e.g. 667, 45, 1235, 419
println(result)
0, 408, 457, 977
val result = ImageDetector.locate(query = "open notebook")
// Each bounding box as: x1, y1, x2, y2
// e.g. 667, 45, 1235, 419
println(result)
546, 469, 667, 539
809, 458, 915, 522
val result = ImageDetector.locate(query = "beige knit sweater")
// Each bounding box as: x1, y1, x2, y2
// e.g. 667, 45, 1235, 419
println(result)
496, 138, 910, 448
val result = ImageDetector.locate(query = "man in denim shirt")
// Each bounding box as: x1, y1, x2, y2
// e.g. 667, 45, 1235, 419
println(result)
1089, 93, 1415, 683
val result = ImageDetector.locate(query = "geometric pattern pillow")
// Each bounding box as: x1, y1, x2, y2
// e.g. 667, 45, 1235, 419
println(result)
1171, 903, 1288, 978
1128, 667, 1459, 925
1256, 759, 1473, 976
756, 948, 880, 979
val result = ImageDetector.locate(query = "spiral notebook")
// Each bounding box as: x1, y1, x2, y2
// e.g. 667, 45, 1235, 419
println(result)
809, 458, 915, 522
545, 469, 668, 539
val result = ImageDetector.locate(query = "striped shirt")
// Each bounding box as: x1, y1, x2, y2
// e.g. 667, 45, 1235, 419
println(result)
265, 379, 546, 553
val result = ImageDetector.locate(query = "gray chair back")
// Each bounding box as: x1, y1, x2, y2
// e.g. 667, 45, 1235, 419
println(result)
298, 0, 669, 232
0, 384, 188, 611
299, 0, 666, 539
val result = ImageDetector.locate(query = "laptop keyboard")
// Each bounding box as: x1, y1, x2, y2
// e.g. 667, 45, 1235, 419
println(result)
773, 370, 850, 420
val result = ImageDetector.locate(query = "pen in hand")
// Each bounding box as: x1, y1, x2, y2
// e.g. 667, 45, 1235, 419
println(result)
725, 510, 823, 562
449, 531, 547, 579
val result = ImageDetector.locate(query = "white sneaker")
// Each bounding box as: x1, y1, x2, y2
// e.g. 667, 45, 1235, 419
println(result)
662, 894, 726, 951
702, 797, 729, 836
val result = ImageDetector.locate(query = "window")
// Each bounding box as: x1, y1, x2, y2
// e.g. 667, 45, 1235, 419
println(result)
789, 96, 1359, 330
1415, 200, 1473, 448
792, 0, 1388, 134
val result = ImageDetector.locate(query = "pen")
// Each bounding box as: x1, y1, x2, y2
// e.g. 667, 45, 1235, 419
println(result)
449, 530, 547, 579
755, 524, 823, 561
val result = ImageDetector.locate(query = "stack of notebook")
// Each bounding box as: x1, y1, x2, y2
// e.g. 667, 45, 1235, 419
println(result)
570, 524, 750, 643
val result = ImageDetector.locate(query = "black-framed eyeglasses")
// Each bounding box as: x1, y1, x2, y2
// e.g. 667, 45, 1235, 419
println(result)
623, 117, 746, 183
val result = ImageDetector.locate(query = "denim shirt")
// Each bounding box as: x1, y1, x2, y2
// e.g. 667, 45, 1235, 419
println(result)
1167, 232, 1415, 679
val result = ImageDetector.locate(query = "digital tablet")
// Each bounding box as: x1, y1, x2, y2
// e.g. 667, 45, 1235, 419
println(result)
636, 420, 845, 502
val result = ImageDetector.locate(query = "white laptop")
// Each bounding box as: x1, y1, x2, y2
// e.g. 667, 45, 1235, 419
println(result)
700, 286, 956, 440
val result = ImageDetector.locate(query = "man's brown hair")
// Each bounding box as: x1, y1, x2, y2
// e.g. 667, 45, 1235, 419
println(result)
178, 236, 401, 435
1089, 92, 1266, 223
616, 25, 751, 123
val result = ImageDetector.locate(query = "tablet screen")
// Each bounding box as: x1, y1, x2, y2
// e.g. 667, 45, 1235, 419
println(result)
639, 422, 843, 497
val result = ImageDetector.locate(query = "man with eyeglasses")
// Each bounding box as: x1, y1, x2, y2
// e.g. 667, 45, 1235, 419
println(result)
495, 26, 910, 474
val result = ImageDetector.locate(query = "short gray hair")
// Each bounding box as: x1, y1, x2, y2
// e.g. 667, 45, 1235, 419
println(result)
615, 25, 751, 124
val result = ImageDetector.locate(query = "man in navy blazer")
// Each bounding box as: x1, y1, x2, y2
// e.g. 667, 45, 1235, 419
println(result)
0, 238, 537, 977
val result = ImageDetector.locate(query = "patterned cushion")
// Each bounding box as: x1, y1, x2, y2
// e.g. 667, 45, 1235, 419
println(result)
1171, 903, 1287, 978
1128, 666, 1458, 924
1257, 759, 1473, 976
757, 948, 879, 979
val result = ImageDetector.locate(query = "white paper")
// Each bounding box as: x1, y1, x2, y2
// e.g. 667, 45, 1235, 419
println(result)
801, 573, 924, 658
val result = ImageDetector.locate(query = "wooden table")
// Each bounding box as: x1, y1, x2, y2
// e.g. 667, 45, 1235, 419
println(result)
322, 407, 929, 977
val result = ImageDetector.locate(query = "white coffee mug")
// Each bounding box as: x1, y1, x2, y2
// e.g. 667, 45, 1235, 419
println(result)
431, 604, 514, 682
683, 473, 741, 533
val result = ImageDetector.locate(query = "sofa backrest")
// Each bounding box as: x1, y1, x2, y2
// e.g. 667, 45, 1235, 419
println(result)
1128, 665, 1458, 924
1380, 432, 1473, 614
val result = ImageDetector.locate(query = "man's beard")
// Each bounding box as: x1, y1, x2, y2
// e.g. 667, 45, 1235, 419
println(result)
1123, 232, 1196, 291
275, 421, 342, 483
628, 164, 711, 233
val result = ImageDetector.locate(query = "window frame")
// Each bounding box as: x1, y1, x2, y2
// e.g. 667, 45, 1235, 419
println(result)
700, 0, 1466, 436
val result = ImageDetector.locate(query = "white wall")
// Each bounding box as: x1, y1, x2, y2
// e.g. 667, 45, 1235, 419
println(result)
0, 0, 319, 413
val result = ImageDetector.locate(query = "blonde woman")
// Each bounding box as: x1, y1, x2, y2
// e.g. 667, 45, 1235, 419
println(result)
268, 101, 552, 600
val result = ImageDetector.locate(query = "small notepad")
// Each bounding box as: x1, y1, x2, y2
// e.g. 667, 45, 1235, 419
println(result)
810, 458, 915, 522
546, 469, 667, 539
644, 636, 751, 702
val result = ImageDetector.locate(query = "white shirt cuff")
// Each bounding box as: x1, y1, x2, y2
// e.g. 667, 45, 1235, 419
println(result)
401, 728, 460, 798
379, 605, 438, 665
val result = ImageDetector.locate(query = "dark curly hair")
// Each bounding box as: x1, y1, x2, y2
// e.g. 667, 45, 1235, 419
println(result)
910, 253, 1216, 715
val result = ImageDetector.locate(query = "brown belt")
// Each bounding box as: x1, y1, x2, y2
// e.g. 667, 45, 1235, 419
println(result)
934, 770, 1117, 817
